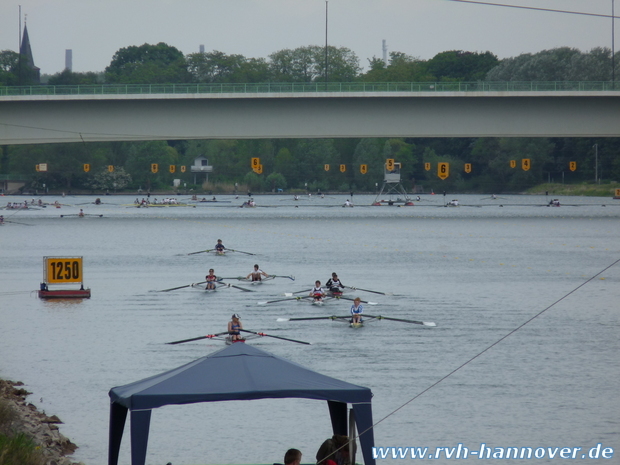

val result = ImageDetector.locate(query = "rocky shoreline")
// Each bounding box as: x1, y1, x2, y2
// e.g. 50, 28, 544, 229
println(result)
0, 379, 83, 465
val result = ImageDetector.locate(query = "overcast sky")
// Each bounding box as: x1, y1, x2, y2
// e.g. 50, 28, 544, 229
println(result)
1, 0, 617, 75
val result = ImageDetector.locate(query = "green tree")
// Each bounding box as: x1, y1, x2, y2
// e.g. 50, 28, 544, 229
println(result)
268, 45, 360, 82
361, 52, 433, 82
266, 172, 287, 191
227, 57, 271, 83
88, 167, 131, 192
268, 49, 296, 82
293, 139, 339, 188
485, 47, 618, 81
352, 138, 384, 190
273, 147, 295, 184
47, 69, 102, 85
243, 171, 263, 191
0, 50, 19, 85
187, 51, 264, 83
315, 45, 361, 82
105, 43, 192, 84
427, 50, 498, 81
124, 141, 178, 189
470, 138, 554, 192
7, 143, 101, 190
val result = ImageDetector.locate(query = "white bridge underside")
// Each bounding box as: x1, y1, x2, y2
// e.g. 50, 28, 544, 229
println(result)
1, 91, 619, 145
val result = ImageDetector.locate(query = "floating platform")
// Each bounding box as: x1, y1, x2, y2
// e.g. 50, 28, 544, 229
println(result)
39, 256, 89, 299
372, 200, 414, 206
38, 288, 91, 299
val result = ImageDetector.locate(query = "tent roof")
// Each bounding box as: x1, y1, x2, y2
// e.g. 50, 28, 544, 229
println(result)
109, 343, 372, 410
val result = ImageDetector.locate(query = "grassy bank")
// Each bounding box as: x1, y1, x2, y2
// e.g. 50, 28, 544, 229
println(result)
0, 379, 79, 465
526, 182, 619, 197
0, 395, 45, 465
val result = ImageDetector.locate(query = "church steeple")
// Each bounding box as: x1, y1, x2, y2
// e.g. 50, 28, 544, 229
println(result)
19, 22, 40, 84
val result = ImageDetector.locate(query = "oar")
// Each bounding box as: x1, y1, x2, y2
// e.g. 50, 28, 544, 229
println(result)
227, 248, 256, 256
346, 286, 391, 296
364, 314, 436, 327
187, 249, 214, 255
226, 283, 255, 292
166, 331, 229, 345
337, 296, 378, 305
158, 280, 207, 292
239, 329, 310, 345
284, 289, 312, 296
258, 295, 313, 305
277, 315, 348, 322
4, 220, 34, 226
271, 275, 295, 281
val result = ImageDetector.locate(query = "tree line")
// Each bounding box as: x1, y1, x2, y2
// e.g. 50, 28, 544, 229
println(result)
3, 42, 618, 86
1, 44, 619, 193
3, 136, 618, 194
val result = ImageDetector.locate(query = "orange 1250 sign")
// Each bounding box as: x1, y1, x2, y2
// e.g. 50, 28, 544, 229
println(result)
45, 257, 83, 284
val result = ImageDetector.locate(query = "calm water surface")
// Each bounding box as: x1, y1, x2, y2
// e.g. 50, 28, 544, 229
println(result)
0, 193, 618, 465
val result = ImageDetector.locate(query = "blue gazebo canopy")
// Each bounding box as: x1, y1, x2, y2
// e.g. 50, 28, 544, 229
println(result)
108, 343, 375, 465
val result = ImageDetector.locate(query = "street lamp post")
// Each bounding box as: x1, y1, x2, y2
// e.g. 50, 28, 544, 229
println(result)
594, 143, 598, 183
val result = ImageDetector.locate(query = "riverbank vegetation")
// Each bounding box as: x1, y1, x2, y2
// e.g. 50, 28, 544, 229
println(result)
2, 136, 617, 196
0, 384, 45, 465
0, 379, 78, 465
526, 182, 619, 197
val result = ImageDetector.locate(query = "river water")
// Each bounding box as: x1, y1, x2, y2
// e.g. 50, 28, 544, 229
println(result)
0, 193, 618, 465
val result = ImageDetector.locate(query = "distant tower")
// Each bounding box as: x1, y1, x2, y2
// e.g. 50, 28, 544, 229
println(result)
65, 49, 73, 71
382, 40, 388, 67
199, 44, 205, 54
19, 22, 40, 84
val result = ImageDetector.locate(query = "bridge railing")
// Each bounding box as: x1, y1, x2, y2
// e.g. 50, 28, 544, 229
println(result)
0, 81, 617, 96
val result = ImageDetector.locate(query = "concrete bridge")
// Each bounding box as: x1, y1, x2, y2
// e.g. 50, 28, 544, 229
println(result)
1, 82, 619, 145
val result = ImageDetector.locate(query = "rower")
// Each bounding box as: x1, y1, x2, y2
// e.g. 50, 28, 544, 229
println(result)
326, 272, 345, 296
205, 269, 218, 290
228, 314, 244, 342
350, 297, 363, 324
310, 281, 325, 302
247, 264, 269, 282
215, 239, 226, 253
78, 209, 85, 217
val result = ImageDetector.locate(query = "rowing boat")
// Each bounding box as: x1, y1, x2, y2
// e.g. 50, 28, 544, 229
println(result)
238, 276, 275, 284
191, 283, 218, 292
326, 289, 344, 297
277, 314, 436, 327
167, 330, 309, 345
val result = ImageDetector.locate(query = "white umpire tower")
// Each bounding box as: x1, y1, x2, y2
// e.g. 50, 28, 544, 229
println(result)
372, 161, 413, 206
